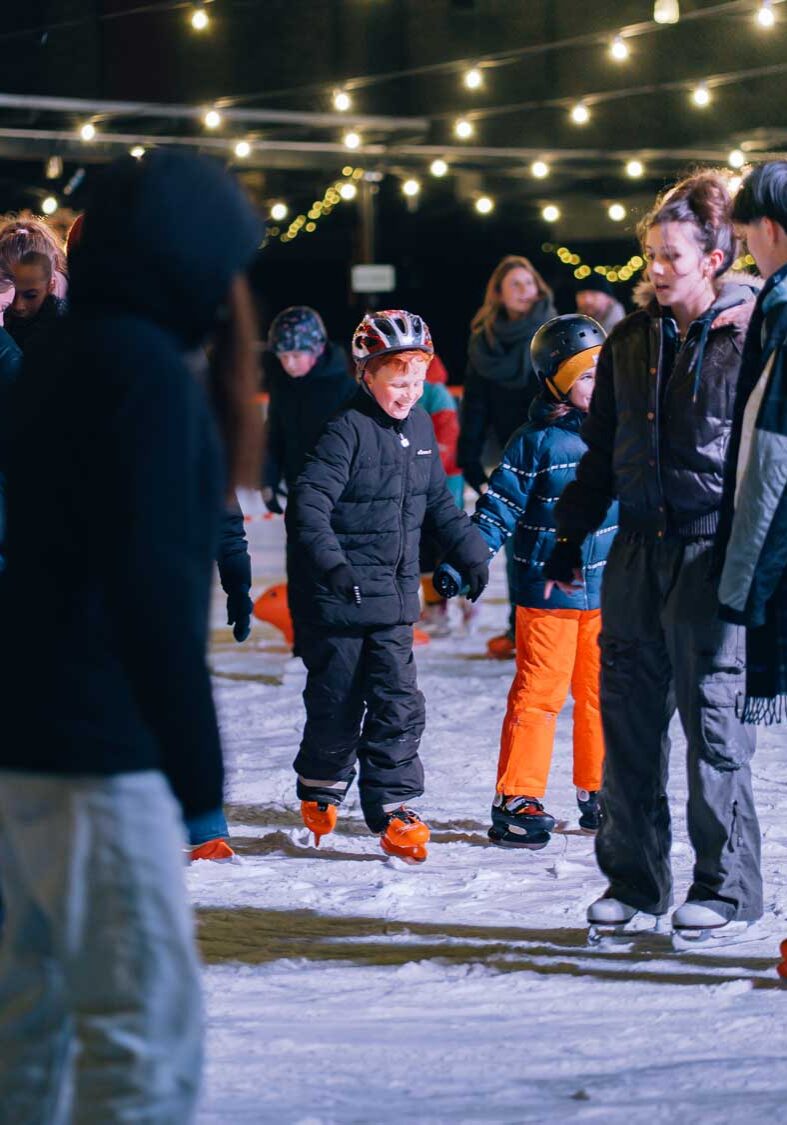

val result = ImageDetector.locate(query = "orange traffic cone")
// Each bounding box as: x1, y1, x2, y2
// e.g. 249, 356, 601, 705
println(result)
190, 838, 237, 863
253, 583, 294, 645
380, 807, 430, 864
301, 800, 338, 847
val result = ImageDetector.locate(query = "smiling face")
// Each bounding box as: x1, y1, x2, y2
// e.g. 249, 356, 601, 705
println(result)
644, 221, 724, 310
9, 260, 55, 319
363, 351, 430, 419
498, 266, 539, 319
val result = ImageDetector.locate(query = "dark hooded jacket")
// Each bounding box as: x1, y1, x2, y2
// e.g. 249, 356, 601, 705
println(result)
0, 151, 261, 818
457, 296, 557, 490
554, 277, 757, 543
262, 342, 355, 492
287, 386, 489, 628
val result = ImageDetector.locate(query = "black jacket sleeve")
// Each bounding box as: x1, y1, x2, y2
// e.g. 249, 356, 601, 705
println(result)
424, 418, 490, 570
262, 378, 285, 492
288, 417, 355, 577
457, 362, 491, 484
554, 339, 617, 543
216, 493, 252, 598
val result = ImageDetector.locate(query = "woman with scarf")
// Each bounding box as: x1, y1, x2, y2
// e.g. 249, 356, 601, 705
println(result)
458, 255, 556, 657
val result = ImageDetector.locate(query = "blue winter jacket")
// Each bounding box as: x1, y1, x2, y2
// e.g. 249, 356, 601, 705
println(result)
472, 395, 618, 610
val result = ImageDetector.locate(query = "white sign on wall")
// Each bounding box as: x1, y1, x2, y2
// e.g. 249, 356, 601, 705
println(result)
351, 264, 396, 293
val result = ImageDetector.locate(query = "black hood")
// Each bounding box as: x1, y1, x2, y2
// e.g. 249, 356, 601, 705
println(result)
69, 150, 262, 346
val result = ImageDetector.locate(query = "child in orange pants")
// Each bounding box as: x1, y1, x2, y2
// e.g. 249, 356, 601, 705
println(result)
465, 314, 618, 848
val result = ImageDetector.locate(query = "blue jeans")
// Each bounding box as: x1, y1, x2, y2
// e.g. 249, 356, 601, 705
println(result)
186, 806, 229, 846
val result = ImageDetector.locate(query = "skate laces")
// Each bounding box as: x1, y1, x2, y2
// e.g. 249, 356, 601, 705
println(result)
503, 795, 545, 816
386, 806, 422, 826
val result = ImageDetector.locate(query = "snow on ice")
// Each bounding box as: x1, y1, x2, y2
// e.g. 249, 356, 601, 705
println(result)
193, 510, 787, 1124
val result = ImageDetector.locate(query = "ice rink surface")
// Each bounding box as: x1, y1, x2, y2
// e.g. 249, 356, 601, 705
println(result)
194, 508, 787, 1124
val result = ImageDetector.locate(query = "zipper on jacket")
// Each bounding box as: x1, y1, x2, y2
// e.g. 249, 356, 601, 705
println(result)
392, 423, 408, 614
652, 319, 667, 525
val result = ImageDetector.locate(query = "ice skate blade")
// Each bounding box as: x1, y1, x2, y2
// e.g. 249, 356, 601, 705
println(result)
672, 920, 749, 949
487, 827, 550, 850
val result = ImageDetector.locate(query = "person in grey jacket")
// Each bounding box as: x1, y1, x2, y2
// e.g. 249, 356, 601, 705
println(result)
544, 170, 763, 939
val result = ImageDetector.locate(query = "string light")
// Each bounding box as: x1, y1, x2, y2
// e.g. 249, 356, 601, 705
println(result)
203, 109, 222, 129
278, 172, 365, 244
653, 0, 680, 23
609, 35, 630, 61
691, 84, 711, 107
429, 159, 449, 177
234, 140, 251, 158
546, 242, 646, 283
454, 118, 474, 139
339, 182, 358, 200
728, 174, 743, 195
728, 148, 745, 169
625, 159, 644, 178
343, 131, 361, 149
42, 195, 58, 215
756, 2, 776, 28
45, 156, 63, 179
475, 196, 494, 214
542, 204, 561, 222
333, 90, 352, 112
570, 103, 591, 125
270, 202, 288, 221
608, 202, 627, 222
79, 122, 96, 141
189, 4, 209, 31
463, 67, 483, 90
402, 179, 421, 197
531, 160, 550, 179
130, 145, 145, 159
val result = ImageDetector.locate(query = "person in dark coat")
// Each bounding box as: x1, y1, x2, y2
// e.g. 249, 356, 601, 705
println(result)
0, 150, 261, 1121
261, 305, 356, 512
287, 309, 489, 862
543, 170, 763, 939
457, 255, 557, 657
3, 251, 67, 354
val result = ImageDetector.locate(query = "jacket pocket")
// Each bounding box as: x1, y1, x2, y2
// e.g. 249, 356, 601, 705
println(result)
697, 678, 753, 770
599, 636, 636, 698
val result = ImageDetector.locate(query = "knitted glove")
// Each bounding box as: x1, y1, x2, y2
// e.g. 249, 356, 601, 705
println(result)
261, 487, 284, 515
465, 560, 489, 602
543, 538, 583, 585
227, 590, 253, 643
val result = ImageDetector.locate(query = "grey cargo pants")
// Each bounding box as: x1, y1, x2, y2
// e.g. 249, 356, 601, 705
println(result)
596, 533, 763, 921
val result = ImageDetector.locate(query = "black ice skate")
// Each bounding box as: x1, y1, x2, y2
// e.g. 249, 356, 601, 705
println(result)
576, 788, 603, 833
488, 794, 555, 850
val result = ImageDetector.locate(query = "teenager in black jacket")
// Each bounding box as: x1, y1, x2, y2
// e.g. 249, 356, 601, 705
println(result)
0, 151, 261, 1121
287, 310, 489, 862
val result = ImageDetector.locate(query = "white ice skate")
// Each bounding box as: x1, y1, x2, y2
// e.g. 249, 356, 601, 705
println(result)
671, 902, 749, 949
587, 895, 639, 944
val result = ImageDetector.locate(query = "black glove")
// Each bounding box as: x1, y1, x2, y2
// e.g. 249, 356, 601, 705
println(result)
227, 590, 253, 643
261, 487, 284, 515
465, 559, 489, 603
324, 563, 362, 605
463, 462, 488, 496
543, 538, 583, 585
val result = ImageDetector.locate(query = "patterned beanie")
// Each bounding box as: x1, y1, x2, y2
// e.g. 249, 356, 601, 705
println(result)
268, 306, 327, 355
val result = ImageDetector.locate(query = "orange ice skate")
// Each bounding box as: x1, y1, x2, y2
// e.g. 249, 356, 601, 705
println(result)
190, 838, 236, 863
777, 938, 787, 980
379, 807, 430, 864
301, 800, 338, 847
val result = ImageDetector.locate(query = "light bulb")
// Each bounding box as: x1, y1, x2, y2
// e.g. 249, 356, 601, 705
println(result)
610, 36, 630, 61
454, 118, 474, 139
691, 84, 711, 107
756, 2, 775, 27
475, 196, 494, 214
79, 122, 96, 142
626, 159, 644, 178
203, 109, 222, 129
464, 68, 483, 90
343, 131, 361, 149
608, 202, 627, 222
270, 202, 288, 221
430, 159, 448, 177
570, 103, 590, 125
728, 175, 743, 195
339, 182, 358, 200
653, 0, 680, 24
234, 140, 251, 158
42, 196, 58, 215
130, 146, 145, 159
190, 5, 209, 31
333, 90, 352, 112
542, 204, 561, 222
531, 160, 550, 179
402, 179, 421, 197
728, 149, 745, 169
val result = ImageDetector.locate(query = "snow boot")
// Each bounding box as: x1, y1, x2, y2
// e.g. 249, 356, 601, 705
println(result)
301, 800, 338, 847
379, 807, 430, 864
488, 794, 555, 849
486, 631, 516, 659
190, 838, 237, 863
576, 788, 603, 833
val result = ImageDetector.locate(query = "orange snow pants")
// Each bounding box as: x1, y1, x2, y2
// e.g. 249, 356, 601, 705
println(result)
496, 606, 604, 798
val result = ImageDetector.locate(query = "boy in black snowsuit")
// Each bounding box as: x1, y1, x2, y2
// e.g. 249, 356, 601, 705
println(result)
287, 310, 489, 862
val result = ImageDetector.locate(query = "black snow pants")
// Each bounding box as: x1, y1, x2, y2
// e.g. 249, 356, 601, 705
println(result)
294, 623, 426, 832
596, 532, 763, 921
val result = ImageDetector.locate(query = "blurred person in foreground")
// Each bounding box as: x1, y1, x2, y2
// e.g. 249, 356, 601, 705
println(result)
0, 150, 261, 1123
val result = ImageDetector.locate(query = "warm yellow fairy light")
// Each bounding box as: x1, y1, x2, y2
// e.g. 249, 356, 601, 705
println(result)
464, 68, 483, 90
402, 179, 421, 197
130, 146, 145, 159
626, 159, 644, 178
270, 202, 288, 221
691, 84, 711, 107
531, 160, 550, 179
79, 122, 96, 141
475, 196, 494, 214
728, 175, 743, 195
728, 148, 745, 169
339, 182, 358, 200
570, 103, 591, 125
203, 109, 222, 129
609, 36, 630, 61
333, 90, 352, 112
343, 131, 361, 149
42, 195, 58, 215
756, 2, 776, 27
542, 204, 561, 222
190, 5, 209, 31
654, 0, 680, 23
454, 118, 474, 139
430, 159, 449, 177
234, 140, 251, 158
608, 202, 627, 222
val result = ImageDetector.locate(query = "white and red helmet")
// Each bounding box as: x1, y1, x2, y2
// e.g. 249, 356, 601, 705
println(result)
352, 309, 434, 372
